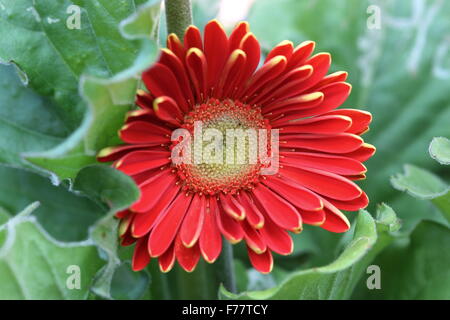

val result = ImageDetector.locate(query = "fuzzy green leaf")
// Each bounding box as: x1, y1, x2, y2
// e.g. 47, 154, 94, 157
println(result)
0, 0, 160, 181
0, 204, 104, 299
429, 137, 450, 165
220, 205, 400, 300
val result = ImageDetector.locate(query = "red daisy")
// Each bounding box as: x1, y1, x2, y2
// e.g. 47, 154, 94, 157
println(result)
98, 20, 375, 274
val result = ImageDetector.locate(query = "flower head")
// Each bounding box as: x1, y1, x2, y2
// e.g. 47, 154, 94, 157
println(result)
98, 20, 375, 273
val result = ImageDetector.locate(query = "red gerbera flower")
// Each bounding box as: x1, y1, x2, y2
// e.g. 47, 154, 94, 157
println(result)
98, 20, 375, 274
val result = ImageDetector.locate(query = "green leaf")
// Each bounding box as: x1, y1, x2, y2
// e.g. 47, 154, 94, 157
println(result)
73, 164, 140, 211
0, 203, 104, 299
391, 164, 450, 223
110, 261, 151, 300
72, 165, 140, 299
429, 137, 450, 165
0, 0, 160, 181
0, 207, 10, 226
0, 164, 140, 299
0, 165, 104, 242
220, 205, 400, 300
391, 164, 448, 200
357, 221, 450, 299
0, 64, 69, 166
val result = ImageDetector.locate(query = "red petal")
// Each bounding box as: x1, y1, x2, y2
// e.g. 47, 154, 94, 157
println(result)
340, 143, 376, 162
270, 82, 352, 123
175, 235, 201, 272
264, 91, 323, 115
235, 33, 260, 96
309, 81, 352, 111
180, 194, 206, 247
115, 150, 170, 175
252, 184, 302, 232
280, 166, 362, 201
204, 20, 229, 93
131, 167, 163, 185
217, 49, 247, 98
300, 209, 326, 226
324, 109, 372, 135
320, 200, 351, 233
97, 144, 156, 162
238, 192, 265, 229
199, 197, 222, 263
132, 182, 180, 237
186, 48, 208, 101
280, 133, 363, 153
228, 21, 249, 52
252, 65, 313, 106
215, 197, 244, 243
126, 109, 158, 124
148, 192, 193, 257
323, 192, 369, 211
119, 121, 171, 145
344, 173, 367, 181
241, 220, 266, 253
293, 52, 331, 92
167, 33, 185, 61
153, 96, 184, 126
263, 176, 323, 211
254, 65, 314, 106
116, 209, 130, 219
121, 231, 137, 246
131, 169, 177, 213
142, 62, 189, 112
135, 90, 154, 109
280, 151, 367, 175
278, 115, 352, 134
286, 41, 315, 70
309, 71, 348, 91
159, 49, 194, 107
265, 40, 294, 63
132, 235, 151, 271
158, 243, 176, 272
258, 213, 293, 255
219, 193, 245, 220
184, 25, 203, 50
242, 55, 287, 100
247, 246, 273, 274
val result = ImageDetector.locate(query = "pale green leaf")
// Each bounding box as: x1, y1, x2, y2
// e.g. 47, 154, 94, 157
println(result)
0, 64, 68, 166
357, 221, 450, 299
0, 165, 104, 242
391, 164, 448, 200
0, 204, 104, 299
0, 0, 160, 181
220, 205, 400, 300
429, 137, 450, 165
391, 164, 450, 223
73, 165, 140, 299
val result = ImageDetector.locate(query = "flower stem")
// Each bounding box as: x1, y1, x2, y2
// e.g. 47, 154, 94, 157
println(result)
164, 0, 193, 39
218, 240, 237, 294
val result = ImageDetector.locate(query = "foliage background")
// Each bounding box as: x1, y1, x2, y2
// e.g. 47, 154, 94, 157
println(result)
0, 0, 449, 299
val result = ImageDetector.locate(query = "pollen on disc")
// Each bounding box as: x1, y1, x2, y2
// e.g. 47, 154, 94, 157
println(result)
174, 98, 272, 195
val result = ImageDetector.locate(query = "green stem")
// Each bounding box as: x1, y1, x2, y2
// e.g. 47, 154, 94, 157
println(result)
164, 0, 193, 39
175, 261, 217, 299
159, 272, 172, 300
218, 240, 237, 294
